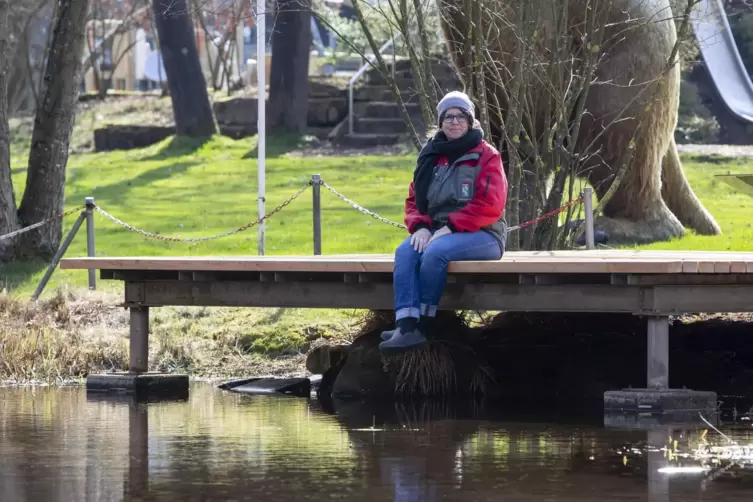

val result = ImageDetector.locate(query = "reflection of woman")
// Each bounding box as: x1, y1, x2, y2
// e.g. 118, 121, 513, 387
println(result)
380, 91, 508, 354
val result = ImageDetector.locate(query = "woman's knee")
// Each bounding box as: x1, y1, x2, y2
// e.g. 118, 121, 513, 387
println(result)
421, 243, 450, 268
394, 236, 418, 262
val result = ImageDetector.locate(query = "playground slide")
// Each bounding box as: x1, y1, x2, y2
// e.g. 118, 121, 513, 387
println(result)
689, 0, 753, 123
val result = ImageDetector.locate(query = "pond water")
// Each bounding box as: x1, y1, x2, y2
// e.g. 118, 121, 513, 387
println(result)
1, 383, 752, 501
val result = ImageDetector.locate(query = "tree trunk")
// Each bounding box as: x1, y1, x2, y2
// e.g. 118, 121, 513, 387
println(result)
15, 0, 91, 259
152, 0, 216, 137
269, 0, 312, 134
0, 0, 19, 259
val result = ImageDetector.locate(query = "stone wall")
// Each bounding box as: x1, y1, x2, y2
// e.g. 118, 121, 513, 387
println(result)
93, 125, 176, 152
93, 78, 350, 152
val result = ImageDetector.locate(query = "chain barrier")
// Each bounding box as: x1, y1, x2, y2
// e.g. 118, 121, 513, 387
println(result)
5, 178, 583, 247
320, 181, 407, 229
506, 195, 585, 233
94, 181, 312, 243
0, 206, 84, 242
321, 180, 584, 234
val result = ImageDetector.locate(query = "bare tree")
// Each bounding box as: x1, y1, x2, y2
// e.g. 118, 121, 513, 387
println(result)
85, 0, 150, 97
12, 0, 93, 259
152, 0, 217, 137
0, 0, 17, 257
269, 0, 313, 134
193, 0, 250, 92
329, 0, 717, 250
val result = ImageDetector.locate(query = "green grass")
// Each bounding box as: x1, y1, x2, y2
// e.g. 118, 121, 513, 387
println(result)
4, 136, 753, 295
632, 154, 753, 251
2, 131, 752, 384
3, 134, 417, 295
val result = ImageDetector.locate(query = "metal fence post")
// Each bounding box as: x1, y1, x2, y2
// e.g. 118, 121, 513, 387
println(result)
85, 197, 96, 289
312, 174, 322, 255
583, 186, 595, 250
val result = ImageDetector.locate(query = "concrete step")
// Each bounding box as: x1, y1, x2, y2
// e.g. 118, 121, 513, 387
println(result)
365, 61, 459, 83
352, 85, 394, 102
359, 101, 422, 119
333, 132, 404, 148
353, 85, 428, 103
351, 85, 421, 103
333, 59, 364, 72
392, 55, 452, 73
354, 117, 412, 134
365, 73, 417, 88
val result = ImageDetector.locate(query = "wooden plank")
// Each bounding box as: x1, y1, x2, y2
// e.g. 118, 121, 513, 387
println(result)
731, 262, 747, 273
626, 273, 753, 285
120, 280, 753, 314
681, 261, 697, 273
124, 280, 647, 313
698, 261, 716, 274
60, 250, 753, 275
651, 285, 753, 314
61, 256, 701, 274
713, 261, 731, 274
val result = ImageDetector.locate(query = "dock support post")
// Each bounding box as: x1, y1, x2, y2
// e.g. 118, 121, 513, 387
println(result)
583, 186, 595, 250
85, 197, 96, 290
312, 174, 322, 255
604, 314, 717, 416
130, 306, 149, 374
86, 302, 188, 396
647, 316, 669, 389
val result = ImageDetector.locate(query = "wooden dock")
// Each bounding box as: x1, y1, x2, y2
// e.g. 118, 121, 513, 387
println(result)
61, 250, 753, 402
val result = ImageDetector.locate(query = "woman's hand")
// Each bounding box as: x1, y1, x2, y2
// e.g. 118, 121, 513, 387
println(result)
411, 228, 432, 252
428, 225, 452, 244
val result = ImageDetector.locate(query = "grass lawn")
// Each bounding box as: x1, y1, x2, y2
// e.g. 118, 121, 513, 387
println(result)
1, 130, 752, 384
630, 154, 753, 251
5, 135, 753, 295
4, 134, 417, 295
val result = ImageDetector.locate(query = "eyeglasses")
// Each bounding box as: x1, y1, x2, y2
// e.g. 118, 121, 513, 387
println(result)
442, 114, 468, 124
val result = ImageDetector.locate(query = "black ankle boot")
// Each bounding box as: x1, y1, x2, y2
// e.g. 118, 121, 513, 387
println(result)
418, 316, 435, 336
397, 317, 418, 333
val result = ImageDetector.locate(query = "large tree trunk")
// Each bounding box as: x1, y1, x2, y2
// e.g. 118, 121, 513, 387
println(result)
15, 0, 91, 260
152, 0, 216, 137
0, 0, 19, 259
268, 0, 312, 134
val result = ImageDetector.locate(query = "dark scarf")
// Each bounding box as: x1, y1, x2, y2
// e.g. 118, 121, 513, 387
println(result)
413, 128, 483, 214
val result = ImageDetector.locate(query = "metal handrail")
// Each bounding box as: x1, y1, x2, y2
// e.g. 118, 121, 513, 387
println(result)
347, 33, 402, 135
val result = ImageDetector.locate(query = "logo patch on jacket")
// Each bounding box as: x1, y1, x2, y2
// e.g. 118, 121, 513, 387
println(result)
461, 182, 471, 197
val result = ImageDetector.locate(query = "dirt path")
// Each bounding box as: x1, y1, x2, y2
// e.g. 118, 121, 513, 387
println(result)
676, 144, 753, 157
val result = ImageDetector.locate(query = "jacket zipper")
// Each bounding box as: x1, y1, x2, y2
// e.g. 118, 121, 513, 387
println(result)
483, 175, 491, 196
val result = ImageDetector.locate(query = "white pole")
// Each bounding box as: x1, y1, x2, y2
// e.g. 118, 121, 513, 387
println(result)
256, 0, 266, 256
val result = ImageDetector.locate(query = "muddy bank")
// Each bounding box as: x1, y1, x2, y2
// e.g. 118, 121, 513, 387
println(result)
313, 311, 753, 402
3, 288, 752, 399
0, 289, 353, 385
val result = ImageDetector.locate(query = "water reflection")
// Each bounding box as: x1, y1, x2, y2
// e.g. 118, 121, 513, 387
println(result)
0, 383, 751, 501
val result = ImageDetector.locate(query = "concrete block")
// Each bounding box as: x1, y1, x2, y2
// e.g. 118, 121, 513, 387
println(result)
604, 388, 717, 414
86, 372, 189, 398
604, 410, 719, 430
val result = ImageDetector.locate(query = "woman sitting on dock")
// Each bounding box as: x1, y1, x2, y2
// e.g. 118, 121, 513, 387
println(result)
380, 91, 508, 354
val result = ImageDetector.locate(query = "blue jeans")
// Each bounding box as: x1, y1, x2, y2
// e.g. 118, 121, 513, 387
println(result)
393, 230, 503, 320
